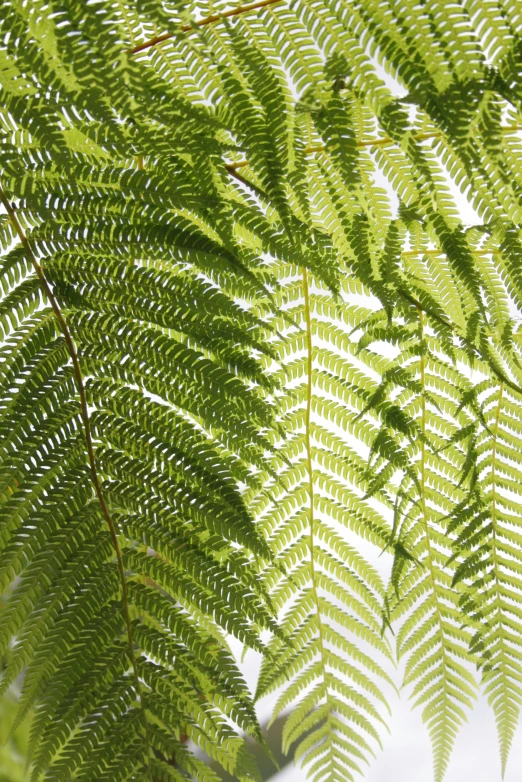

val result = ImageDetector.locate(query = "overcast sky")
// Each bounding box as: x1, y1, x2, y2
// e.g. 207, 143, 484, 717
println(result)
263, 691, 522, 782
238, 616, 522, 782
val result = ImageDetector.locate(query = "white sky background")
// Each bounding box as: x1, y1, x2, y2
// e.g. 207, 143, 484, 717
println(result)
235, 524, 522, 781
237, 570, 522, 782
264, 696, 522, 782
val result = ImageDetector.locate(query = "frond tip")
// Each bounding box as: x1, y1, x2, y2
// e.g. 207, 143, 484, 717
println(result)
252, 267, 395, 781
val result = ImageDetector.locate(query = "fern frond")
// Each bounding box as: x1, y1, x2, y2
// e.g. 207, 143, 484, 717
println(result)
363, 305, 482, 781
0, 23, 283, 771
3, 1, 522, 779
249, 264, 394, 782
451, 375, 522, 775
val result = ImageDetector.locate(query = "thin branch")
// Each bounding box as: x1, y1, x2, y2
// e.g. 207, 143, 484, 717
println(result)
225, 160, 251, 171
131, 0, 283, 54
0, 183, 153, 777
224, 162, 271, 202
225, 125, 522, 171
224, 163, 253, 186
402, 249, 491, 257
224, 133, 440, 170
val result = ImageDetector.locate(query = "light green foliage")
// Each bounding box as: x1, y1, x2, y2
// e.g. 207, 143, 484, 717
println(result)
450, 374, 522, 775
1, 1, 522, 781
0, 692, 30, 782
250, 269, 395, 782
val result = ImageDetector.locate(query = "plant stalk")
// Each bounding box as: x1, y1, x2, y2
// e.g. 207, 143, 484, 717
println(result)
0, 183, 153, 777
132, 0, 283, 53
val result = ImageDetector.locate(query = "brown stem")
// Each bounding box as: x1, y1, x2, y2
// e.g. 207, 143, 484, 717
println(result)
225, 163, 254, 187
131, 0, 283, 54
225, 160, 251, 172
0, 183, 152, 776
224, 133, 439, 170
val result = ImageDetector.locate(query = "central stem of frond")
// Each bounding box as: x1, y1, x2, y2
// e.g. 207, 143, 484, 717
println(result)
302, 268, 331, 722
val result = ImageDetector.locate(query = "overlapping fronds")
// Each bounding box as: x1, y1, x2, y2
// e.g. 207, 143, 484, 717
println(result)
449, 369, 522, 775
249, 266, 395, 782
0, 5, 289, 777
0, 201, 276, 780
365, 308, 481, 782
2, 0, 522, 781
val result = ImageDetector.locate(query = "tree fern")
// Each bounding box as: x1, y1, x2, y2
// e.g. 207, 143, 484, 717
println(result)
0, 6, 285, 776
450, 367, 522, 775
2, 1, 522, 781
370, 307, 480, 782
0, 198, 276, 779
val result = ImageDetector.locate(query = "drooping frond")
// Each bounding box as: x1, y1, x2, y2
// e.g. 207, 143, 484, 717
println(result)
250, 265, 395, 782
370, 308, 481, 782
0, 210, 275, 781
449, 362, 522, 775
0, 8, 286, 776
3, 0, 522, 780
